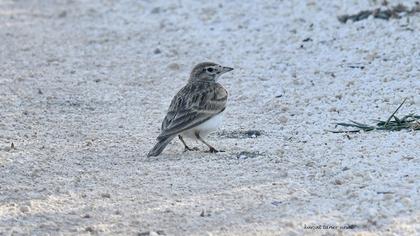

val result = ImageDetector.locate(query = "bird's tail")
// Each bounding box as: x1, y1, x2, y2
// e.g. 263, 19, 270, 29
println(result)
147, 136, 174, 157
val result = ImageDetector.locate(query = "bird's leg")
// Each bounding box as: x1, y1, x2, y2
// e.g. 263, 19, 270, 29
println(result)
178, 135, 199, 152
194, 132, 224, 153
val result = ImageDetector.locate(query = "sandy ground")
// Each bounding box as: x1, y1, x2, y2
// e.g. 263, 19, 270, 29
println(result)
0, 0, 419, 235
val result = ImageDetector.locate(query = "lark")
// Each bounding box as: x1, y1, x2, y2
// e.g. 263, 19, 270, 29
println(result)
147, 62, 233, 157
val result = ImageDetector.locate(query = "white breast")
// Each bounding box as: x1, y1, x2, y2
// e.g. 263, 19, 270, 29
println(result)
181, 113, 223, 139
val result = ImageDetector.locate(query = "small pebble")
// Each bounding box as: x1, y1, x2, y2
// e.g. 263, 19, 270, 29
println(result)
58, 11, 67, 18
138, 231, 165, 236
20, 206, 30, 213
329, 107, 338, 112
200, 209, 211, 217
302, 37, 312, 42
168, 63, 180, 70
101, 193, 111, 198
85, 226, 94, 232
151, 7, 160, 14
244, 130, 261, 138
271, 201, 282, 206
154, 48, 161, 54
278, 116, 288, 124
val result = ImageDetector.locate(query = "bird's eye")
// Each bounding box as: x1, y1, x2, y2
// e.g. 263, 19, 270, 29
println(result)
206, 68, 214, 73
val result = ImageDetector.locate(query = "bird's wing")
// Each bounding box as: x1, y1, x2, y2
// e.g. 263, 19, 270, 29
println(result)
158, 82, 227, 139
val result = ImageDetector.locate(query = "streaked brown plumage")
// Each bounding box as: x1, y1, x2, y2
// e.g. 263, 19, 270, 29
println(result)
147, 62, 233, 157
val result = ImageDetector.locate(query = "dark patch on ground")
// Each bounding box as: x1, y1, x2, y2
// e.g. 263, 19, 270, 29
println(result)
217, 130, 263, 139
236, 151, 264, 160
338, 3, 420, 23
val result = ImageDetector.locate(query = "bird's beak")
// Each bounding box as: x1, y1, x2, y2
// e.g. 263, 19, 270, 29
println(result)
222, 66, 234, 73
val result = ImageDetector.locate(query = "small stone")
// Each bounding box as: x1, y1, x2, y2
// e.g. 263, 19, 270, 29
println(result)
101, 193, 111, 198
20, 206, 30, 213
58, 11, 67, 18
281, 106, 289, 112
302, 37, 312, 42
85, 226, 94, 232
82, 214, 91, 218
276, 149, 285, 157
168, 63, 180, 70
305, 162, 315, 167
278, 116, 288, 124
346, 80, 355, 87
329, 107, 338, 112
151, 7, 160, 14
401, 197, 412, 207
200, 209, 210, 217
244, 130, 261, 138
271, 201, 282, 206
237, 151, 261, 159
153, 48, 161, 54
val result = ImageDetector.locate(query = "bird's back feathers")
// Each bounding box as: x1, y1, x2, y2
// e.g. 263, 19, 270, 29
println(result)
158, 81, 228, 139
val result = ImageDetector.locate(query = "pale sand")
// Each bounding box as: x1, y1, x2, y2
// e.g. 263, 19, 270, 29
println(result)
0, 0, 419, 235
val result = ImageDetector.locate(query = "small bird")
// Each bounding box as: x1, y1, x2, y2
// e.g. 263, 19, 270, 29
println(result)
147, 62, 233, 157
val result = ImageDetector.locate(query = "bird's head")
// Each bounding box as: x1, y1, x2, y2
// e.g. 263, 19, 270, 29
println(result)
189, 62, 233, 82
